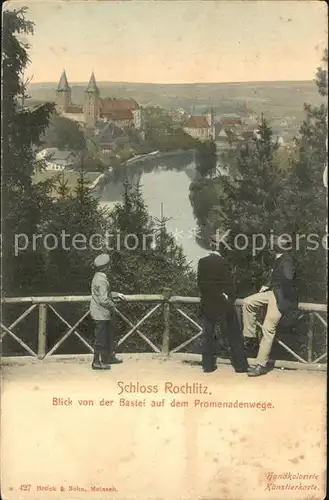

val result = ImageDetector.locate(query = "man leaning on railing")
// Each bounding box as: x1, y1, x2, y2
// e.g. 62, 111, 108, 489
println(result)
243, 235, 298, 377
90, 254, 125, 370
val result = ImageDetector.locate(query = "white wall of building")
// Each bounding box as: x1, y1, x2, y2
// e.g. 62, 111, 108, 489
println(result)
44, 162, 66, 171
62, 112, 86, 125
183, 126, 214, 140
132, 109, 142, 130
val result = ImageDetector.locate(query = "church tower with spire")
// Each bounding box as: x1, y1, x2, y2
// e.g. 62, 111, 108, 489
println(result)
56, 70, 71, 113
84, 72, 100, 129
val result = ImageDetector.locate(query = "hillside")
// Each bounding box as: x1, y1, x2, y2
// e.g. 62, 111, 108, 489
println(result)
27, 80, 325, 121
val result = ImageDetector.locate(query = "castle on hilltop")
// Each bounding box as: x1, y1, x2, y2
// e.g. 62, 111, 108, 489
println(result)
55, 70, 142, 131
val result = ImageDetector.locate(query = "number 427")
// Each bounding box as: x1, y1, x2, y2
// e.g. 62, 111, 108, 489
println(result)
20, 484, 31, 491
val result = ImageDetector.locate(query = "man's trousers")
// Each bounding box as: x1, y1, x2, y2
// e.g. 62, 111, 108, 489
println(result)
93, 320, 114, 362
202, 304, 249, 372
242, 290, 282, 367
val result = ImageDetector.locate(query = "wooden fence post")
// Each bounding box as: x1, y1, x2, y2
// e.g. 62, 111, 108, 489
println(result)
307, 312, 314, 363
162, 287, 172, 356
38, 304, 47, 359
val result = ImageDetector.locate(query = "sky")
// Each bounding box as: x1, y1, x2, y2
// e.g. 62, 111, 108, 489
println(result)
4, 0, 328, 84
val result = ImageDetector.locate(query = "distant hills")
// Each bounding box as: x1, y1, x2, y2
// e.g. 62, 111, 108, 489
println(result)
27, 80, 324, 120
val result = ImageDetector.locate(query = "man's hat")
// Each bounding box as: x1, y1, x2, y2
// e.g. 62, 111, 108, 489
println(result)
209, 231, 230, 253
94, 253, 110, 268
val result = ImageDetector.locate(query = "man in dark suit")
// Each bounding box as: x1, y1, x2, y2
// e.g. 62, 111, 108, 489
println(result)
243, 235, 298, 377
197, 233, 249, 373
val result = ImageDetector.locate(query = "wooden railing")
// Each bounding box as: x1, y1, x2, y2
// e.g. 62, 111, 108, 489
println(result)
1, 290, 327, 370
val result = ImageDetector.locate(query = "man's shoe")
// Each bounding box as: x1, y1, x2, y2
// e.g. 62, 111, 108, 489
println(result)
247, 364, 267, 377
234, 366, 250, 373
203, 366, 217, 373
92, 361, 111, 370
108, 356, 123, 365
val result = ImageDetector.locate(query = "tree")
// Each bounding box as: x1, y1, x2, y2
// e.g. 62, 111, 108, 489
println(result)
2, 6, 198, 357
2, 7, 107, 355
189, 178, 220, 231
206, 116, 289, 297
143, 106, 174, 138
195, 139, 217, 178
2, 7, 55, 295
189, 53, 327, 304
276, 50, 327, 302
107, 181, 197, 352
41, 113, 86, 152
40, 169, 107, 294
315, 48, 328, 97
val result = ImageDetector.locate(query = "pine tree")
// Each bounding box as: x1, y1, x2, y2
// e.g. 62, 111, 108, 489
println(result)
189, 54, 327, 303
2, 7, 55, 295
2, 7, 198, 356
315, 49, 328, 97
277, 50, 327, 302
109, 180, 196, 293
41, 168, 107, 294
212, 116, 289, 296
108, 180, 197, 352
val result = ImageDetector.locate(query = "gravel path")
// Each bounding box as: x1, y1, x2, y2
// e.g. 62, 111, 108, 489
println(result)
1, 354, 327, 500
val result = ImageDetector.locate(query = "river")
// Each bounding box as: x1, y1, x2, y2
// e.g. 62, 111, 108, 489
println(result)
99, 157, 209, 269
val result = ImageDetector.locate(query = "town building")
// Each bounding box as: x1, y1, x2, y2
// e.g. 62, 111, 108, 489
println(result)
36, 148, 81, 171
183, 110, 215, 140
219, 115, 242, 127
93, 121, 125, 153
55, 70, 142, 131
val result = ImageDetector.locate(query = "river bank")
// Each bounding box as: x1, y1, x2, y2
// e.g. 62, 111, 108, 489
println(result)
98, 153, 208, 268
95, 147, 232, 267
91, 143, 229, 196
92, 149, 195, 197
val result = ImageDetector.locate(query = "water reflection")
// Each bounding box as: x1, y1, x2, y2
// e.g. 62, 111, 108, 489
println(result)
99, 155, 208, 269
140, 168, 208, 268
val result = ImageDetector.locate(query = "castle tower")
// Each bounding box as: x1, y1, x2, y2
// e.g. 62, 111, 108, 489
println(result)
206, 107, 215, 138
56, 70, 71, 113
84, 72, 100, 129
206, 107, 214, 127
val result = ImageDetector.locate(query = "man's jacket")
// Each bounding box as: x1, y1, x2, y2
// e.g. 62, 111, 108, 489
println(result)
267, 253, 298, 314
197, 252, 236, 320
90, 272, 116, 321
